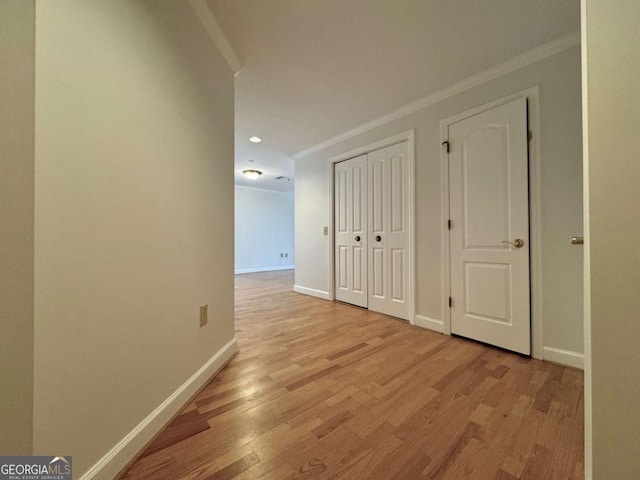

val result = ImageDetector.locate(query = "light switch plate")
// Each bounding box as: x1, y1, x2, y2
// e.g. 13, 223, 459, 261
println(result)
199, 304, 208, 327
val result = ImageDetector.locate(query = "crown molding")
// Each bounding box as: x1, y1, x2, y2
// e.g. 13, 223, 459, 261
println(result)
292, 31, 580, 160
189, 0, 242, 76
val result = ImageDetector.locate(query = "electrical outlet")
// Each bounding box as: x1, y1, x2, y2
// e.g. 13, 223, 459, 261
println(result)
323, 226, 329, 236
199, 304, 208, 327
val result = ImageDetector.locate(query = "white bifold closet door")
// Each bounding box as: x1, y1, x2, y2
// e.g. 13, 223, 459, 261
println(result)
334, 141, 410, 321
335, 154, 368, 308
367, 142, 410, 320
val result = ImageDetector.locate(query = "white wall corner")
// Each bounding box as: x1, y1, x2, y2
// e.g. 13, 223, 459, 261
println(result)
79, 338, 238, 480
580, 0, 592, 476
293, 285, 331, 301
188, 0, 242, 76
543, 346, 584, 370
414, 315, 444, 334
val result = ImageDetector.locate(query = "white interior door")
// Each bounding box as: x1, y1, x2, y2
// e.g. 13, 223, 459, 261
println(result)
367, 141, 411, 320
334, 154, 368, 307
448, 97, 530, 354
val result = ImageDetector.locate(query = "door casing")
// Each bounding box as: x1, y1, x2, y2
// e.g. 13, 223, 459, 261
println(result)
328, 130, 416, 325
441, 87, 543, 360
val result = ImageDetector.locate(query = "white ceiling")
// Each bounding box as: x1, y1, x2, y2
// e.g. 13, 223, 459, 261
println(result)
209, 0, 580, 191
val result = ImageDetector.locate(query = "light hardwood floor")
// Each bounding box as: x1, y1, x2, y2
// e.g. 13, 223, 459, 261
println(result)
122, 270, 584, 479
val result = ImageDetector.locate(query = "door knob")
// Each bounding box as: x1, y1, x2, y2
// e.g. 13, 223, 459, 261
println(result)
355, 235, 361, 242
571, 236, 584, 245
501, 239, 524, 248
375, 235, 382, 242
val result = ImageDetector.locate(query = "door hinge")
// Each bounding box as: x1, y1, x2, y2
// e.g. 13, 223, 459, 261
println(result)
442, 140, 450, 153
528, 131, 533, 142
447, 219, 451, 230
448, 296, 453, 308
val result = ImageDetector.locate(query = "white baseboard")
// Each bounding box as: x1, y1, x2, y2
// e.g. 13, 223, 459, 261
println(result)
543, 346, 584, 369
80, 338, 238, 480
293, 285, 331, 300
414, 315, 444, 333
235, 266, 294, 274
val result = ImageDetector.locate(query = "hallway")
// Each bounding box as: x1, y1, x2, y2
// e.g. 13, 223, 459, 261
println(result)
122, 270, 583, 479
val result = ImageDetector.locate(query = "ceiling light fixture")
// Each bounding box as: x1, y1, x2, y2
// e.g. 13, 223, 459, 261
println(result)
248, 136, 262, 143
242, 169, 263, 180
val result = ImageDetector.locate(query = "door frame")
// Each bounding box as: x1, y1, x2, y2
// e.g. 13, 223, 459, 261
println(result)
327, 129, 416, 325
440, 87, 544, 359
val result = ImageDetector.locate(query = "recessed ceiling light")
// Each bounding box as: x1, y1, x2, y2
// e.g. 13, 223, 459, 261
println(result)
242, 169, 262, 180
248, 136, 262, 143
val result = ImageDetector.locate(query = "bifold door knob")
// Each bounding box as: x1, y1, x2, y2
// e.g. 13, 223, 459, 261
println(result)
355, 236, 361, 242
375, 235, 382, 242
501, 239, 524, 248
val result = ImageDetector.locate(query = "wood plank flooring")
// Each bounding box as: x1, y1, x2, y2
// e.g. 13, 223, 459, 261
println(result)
121, 270, 584, 480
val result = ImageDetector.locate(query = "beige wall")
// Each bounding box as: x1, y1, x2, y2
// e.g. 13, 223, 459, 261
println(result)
585, 0, 640, 477
32, 1, 234, 475
0, 0, 35, 455
295, 46, 583, 359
